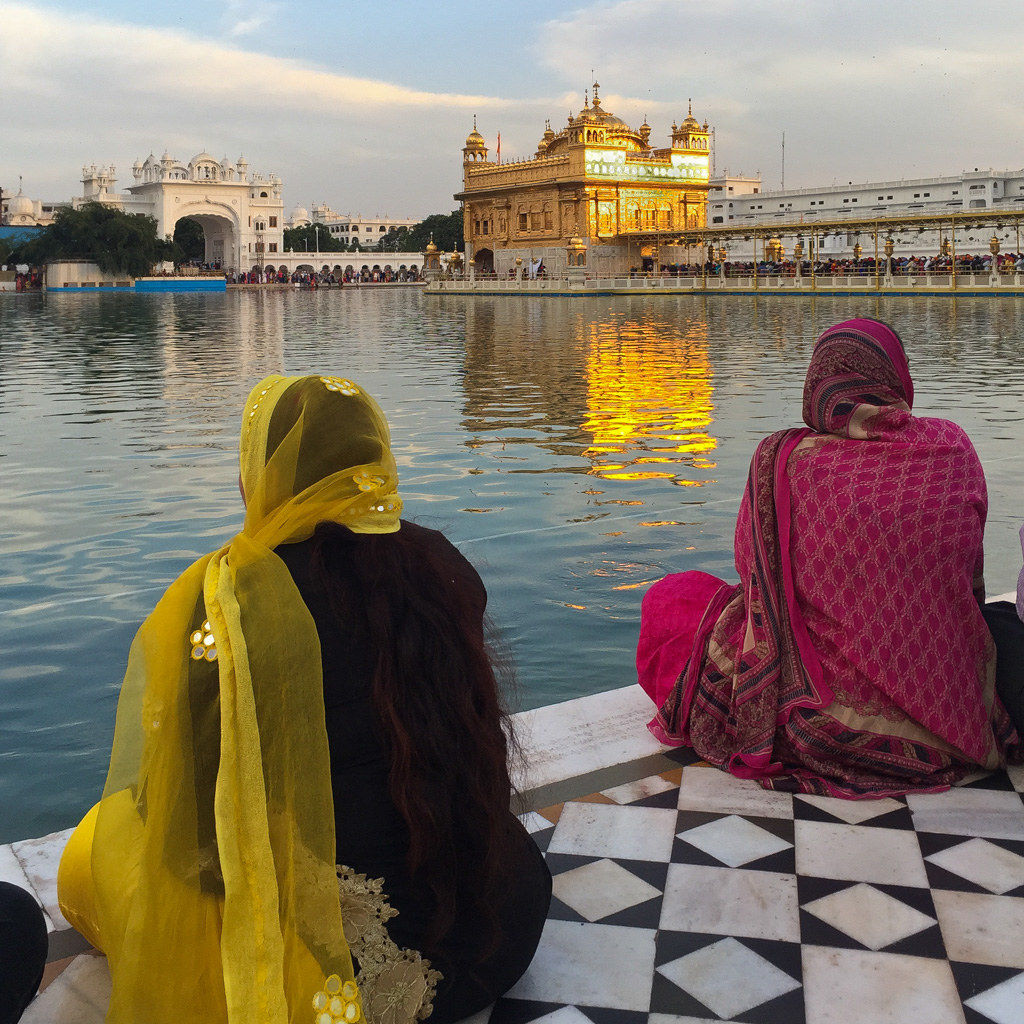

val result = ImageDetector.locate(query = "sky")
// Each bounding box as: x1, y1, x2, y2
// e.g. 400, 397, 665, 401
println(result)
2, 0, 1022, 220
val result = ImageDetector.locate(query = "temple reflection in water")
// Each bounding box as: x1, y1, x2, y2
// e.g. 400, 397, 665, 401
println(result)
580, 315, 716, 484
460, 297, 717, 490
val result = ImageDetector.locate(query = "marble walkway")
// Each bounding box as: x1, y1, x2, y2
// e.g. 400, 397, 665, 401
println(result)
5, 680, 1024, 1024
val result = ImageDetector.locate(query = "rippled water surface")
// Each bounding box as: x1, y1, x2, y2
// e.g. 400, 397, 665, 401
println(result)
1, 289, 1023, 841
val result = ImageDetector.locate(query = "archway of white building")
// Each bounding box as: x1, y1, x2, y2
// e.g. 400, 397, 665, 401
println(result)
169, 211, 238, 269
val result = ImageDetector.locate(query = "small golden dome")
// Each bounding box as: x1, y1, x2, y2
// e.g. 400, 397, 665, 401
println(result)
465, 117, 485, 149
425, 239, 439, 253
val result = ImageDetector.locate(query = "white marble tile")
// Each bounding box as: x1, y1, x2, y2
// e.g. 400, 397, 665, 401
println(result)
0, 844, 54, 931
795, 794, 904, 825
802, 882, 935, 950
678, 814, 792, 867
794, 820, 929, 887
547, 801, 678, 862
649, 1016, 744, 1024
552, 858, 661, 922
676, 767, 793, 820
518, 811, 554, 835
512, 686, 670, 792
21, 954, 110, 1024
660, 862, 800, 942
524, 1006, 595, 1024
657, 936, 801, 1019
602, 774, 677, 805
932, 890, 1024, 968
0, 844, 34, 891
963, 970, 1024, 1024
926, 837, 1024, 894
12, 828, 75, 931
990, 592, 1017, 604
906, 788, 1024, 841
801, 946, 964, 1024
504, 919, 656, 1011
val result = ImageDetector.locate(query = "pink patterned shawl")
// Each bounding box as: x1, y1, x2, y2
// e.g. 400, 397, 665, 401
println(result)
655, 318, 1021, 796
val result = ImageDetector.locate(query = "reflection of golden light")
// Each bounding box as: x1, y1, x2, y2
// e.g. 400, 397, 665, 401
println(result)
640, 520, 686, 527
563, 603, 587, 610
581, 318, 717, 484
613, 579, 663, 590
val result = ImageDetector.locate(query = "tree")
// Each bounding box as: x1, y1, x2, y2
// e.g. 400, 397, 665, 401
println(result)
173, 218, 206, 262
378, 226, 411, 252
406, 210, 464, 254
14, 203, 179, 277
283, 224, 346, 253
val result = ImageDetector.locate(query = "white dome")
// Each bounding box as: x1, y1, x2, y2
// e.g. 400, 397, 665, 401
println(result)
190, 151, 218, 165
8, 194, 33, 217
291, 206, 309, 221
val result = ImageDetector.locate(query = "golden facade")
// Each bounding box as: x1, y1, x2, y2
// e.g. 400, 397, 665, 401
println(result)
455, 84, 711, 275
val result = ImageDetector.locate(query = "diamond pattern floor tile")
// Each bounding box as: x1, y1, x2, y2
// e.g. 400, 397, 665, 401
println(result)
924, 838, 1024, 894
676, 813, 793, 868
551, 859, 661, 922
32, 761, 1024, 1024
801, 882, 936, 951
656, 936, 801, 1019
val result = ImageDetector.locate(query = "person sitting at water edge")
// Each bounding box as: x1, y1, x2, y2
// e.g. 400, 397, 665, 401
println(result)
0, 881, 48, 1024
979, 522, 1024, 734
637, 318, 1023, 797
57, 374, 551, 1023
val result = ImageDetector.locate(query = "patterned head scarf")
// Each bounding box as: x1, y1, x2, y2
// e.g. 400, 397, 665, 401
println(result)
85, 375, 400, 1023
802, 318, 914, 437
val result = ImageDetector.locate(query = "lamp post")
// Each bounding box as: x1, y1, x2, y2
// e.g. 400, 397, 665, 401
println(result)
793, 237, 804, 284
314, 224, 320, 254
884, 237, 895, 287
989, 235, 1000, 286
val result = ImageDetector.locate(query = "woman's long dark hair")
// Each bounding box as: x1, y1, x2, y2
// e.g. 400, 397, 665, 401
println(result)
310, 520, 522, 951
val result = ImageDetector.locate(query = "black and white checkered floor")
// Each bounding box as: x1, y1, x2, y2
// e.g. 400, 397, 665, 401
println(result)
494, 756, 1024, 1024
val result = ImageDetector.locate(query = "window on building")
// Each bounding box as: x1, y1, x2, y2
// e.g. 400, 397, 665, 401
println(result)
878, 196, 884, 200
887, 195, 893, 200
712, 216, 724, 223
260, 191, 268, 198
969, 199, 987, 208
530, 212, 543, 230
914, 194, 920, 198
269, 217, 278, 227
728, 186, 734, 192
519, 213, 528, 231
753, 188, 759, 193
969, 184, 984, 190
482, 220, 489, 235
353, 226, 359, 232
851, 198, 857, 202
923, 192, 930, 197
779, 204, 785, 208
952, 191, 958, 196
269, 243, 278, 252
544, 211, 553, 229
843, 199, 849, 203
379, 226, 386, 232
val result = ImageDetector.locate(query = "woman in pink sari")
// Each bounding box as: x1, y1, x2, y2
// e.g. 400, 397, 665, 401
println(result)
638, 318, 1022, 797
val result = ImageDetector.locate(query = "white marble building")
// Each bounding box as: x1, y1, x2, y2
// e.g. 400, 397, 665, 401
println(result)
73, 152, 285, 270
705, 167, 1024, 260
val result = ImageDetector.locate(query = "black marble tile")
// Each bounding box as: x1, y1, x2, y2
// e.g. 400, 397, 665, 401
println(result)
577, 1005, 647, 1024
675, 808, 734, 832
742, 847, 797, 875
959, 771, 1014, 791
738, 936, 803, 982
489, 998, 564, 1024
883, 922, 947, 960
648, 970, 715, 1018
743, 984, 806, 1024
530, 826, 555, 855
949, 959, 1024, 1003
612, 857, 669, 892
923, 859, 991, 895
670, 835, 731, 868
796, 874, 863, 905
544, 894, 588, 924
628, 788, 681, 810
597, 895, 662, 929
663, 746, 704, 767
544, 852, 602, 876
653, 929, 724, 967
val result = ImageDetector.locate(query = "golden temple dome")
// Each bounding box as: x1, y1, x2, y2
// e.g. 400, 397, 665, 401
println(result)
465, 116, 486, 149
425, 238, 439, 253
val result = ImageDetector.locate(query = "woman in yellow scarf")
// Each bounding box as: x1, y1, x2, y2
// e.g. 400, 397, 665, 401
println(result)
58, 374, 551, 1024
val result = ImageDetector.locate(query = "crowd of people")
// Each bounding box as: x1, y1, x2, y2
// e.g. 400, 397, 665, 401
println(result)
228, 265, 422, 286
2, 319, 1023, 1023
653, 251, 1024, 278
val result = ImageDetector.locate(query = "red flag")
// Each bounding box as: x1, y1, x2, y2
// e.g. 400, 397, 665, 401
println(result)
496, 132, 501, 165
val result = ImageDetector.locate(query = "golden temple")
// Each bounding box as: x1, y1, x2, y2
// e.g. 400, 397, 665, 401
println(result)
455, 83, 711, 277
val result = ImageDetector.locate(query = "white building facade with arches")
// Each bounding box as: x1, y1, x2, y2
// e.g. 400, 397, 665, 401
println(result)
77, 151, 285, 271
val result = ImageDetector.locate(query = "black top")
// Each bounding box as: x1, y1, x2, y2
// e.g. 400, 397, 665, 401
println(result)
275, 521, 550, 1021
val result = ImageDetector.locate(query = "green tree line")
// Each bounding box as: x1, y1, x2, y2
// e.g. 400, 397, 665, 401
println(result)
7, 203, 179, 277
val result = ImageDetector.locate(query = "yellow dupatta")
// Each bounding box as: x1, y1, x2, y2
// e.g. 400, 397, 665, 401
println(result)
82, 374, 402, 1023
